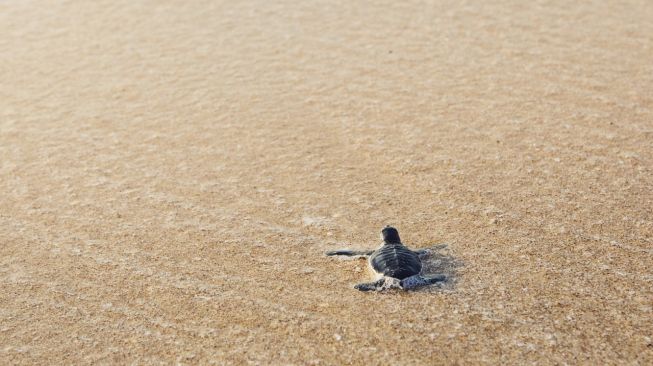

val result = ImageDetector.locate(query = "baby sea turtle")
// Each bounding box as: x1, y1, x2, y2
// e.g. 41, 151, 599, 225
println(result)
326, 226, 446, 291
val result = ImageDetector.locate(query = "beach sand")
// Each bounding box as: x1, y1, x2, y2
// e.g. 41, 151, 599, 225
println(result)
1, 0, 652, 364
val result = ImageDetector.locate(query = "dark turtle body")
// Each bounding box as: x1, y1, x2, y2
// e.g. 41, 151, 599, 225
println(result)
370, 243, 422, 279
326, 226, 446, 291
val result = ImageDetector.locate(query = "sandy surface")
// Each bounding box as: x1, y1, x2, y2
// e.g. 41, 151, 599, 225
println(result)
1, 0, 652, 364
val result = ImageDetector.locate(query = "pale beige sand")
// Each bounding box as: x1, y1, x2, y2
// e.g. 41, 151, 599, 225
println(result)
1, 0, 652, 364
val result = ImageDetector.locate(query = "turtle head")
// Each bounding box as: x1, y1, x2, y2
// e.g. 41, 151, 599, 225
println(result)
381, 226, 401, 244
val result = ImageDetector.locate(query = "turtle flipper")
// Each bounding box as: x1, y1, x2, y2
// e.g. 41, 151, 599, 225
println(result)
400, 274, 446, 290
415, 249, 430, 257
326, 249, 374, 257
354, 278, 386, 291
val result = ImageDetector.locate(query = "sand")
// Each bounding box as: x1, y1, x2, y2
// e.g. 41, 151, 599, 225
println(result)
1, 0, 652, 364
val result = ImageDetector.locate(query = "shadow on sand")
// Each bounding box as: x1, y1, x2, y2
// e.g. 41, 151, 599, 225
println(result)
418, 243, 463, 292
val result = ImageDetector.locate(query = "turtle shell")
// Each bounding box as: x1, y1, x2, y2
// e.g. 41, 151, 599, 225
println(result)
370, 243, 421, 279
